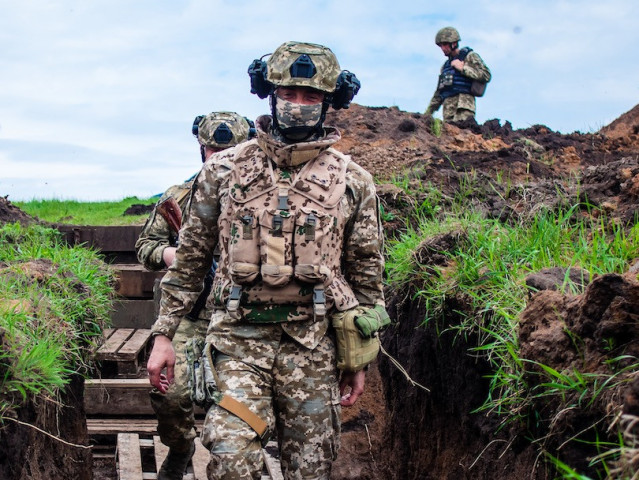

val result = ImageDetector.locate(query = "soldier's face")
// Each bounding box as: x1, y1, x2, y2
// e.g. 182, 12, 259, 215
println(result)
276, 87, 324, 105
438, 43, 453, 56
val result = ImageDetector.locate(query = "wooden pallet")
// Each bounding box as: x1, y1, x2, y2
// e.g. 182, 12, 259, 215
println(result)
115, 433, 281, 480
96, 328, 153, 377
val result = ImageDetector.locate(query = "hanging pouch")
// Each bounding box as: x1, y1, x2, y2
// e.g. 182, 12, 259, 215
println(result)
293, 208, 334, 284
332, 306, 387, 372
228, 208, 260, 284
185, 338, 219, 410
259, 209, 294, 286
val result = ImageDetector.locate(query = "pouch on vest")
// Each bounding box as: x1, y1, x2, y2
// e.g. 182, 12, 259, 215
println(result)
228, 209, 260, 284
332, 306, 385, 372
185, 338, 219, 409
438, 72, 454, 90
294, 208, 334, 284
259, 209, 294, 286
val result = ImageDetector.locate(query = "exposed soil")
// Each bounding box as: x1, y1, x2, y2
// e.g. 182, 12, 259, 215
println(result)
3, 102, 639, 479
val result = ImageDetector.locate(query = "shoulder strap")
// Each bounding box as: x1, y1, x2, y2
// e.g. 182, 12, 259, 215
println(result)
456, 47, 473, 61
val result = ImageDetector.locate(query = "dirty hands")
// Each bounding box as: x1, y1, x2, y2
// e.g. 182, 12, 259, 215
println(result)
147, 334, 175, 393
339, 369, 366, 407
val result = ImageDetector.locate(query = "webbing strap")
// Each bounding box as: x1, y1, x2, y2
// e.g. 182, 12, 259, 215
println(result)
217, 394, 268, 438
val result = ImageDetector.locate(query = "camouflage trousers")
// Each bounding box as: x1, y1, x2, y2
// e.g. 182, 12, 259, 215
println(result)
149, 316, 209, 452
443, 93, 476, 123
201, 333, 342, 480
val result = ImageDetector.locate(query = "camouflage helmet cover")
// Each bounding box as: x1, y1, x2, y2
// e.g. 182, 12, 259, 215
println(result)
435, 27, 460, 45
197, 111, 250, 148
266, 41, 341, 93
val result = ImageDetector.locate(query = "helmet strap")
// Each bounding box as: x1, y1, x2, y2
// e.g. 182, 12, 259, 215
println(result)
200, 144, 206, 163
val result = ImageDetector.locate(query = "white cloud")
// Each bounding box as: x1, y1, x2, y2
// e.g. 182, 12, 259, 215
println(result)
1, 0, 638, 200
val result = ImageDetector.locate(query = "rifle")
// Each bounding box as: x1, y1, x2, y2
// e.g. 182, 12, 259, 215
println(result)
156, 196, 182, 234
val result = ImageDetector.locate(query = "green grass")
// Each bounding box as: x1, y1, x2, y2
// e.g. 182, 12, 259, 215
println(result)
0, 223, 115, 419
384, 175, 639, 478
14, 196, 156, 225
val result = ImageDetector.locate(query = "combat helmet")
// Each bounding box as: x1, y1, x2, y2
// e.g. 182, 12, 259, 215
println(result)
248, 41, 360, 110
192, 111, 253, 149
435, 27, 460, 45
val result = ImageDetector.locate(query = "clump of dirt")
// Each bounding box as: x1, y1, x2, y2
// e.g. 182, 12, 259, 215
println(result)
0, 196, 37, 225
123, 203, 154, 216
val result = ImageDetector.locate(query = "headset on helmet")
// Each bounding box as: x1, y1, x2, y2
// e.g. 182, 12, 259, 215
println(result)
248, 41, 360, 110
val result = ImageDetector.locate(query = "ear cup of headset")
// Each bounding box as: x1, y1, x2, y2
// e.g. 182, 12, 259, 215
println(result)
248, 59, 272, 99
192, 115, 205, 136
331, 71, 361, 110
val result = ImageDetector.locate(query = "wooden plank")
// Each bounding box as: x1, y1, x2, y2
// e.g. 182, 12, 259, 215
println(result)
54, 224, 143, 252
88, 418, 206, 436
117, 432, 144, 480
115, 264, 165, 299
192, 438, 209, 480
96, 329, 134, 361
111, 299, 157, 329
85, 378, 154, 415
118, 329, 152, 360
153, 436, 169, 475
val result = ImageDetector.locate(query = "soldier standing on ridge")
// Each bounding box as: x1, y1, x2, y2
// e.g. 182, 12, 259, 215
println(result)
137, 112, 252, 480
425, 26, 492, 123
146, 41, 389, 479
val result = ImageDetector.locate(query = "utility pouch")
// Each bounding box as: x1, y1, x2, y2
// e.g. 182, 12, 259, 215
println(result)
438, 72, 454, 90
185, 338, 219, 409
353, 305, 391, 338
185, 338, 270, 440
332, 305, 390, 372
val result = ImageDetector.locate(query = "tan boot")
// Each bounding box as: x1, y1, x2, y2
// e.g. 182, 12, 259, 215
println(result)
157, 442, 195, 480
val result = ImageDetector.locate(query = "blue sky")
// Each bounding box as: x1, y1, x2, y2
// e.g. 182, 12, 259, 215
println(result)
1, 0, 638, 201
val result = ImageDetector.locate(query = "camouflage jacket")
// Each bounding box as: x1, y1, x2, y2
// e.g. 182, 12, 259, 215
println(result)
154, 116, 385, 359
135, 181, 193, 271
426, 49, 491, 115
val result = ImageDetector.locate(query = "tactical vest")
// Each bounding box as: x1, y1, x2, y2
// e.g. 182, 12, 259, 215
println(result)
438, 47, 474, 99
212, 141, 359, 323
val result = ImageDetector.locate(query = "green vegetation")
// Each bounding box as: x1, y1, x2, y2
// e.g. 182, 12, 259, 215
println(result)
0, 223, 114, 419
384, 174, 639, 478
15, 196, 156, 225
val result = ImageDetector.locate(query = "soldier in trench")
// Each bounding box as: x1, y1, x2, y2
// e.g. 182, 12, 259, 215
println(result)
136, 112, 253, 480
146, 41, 390, 479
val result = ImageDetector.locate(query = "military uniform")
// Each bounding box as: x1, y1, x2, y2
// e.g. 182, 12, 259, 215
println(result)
426, 48, 491, 123
154, 115, 385, 479
136, 180, 210, 456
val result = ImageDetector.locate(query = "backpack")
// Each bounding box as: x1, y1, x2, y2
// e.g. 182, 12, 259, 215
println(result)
457, 47, 487, 97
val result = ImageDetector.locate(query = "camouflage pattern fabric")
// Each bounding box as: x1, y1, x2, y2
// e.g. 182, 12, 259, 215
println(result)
154, 114, 385, 479
201, 326, 340, 480
267, 41, 341, 93
274, 97, 323, 131
149, 315, 209, 451
135, 181, 193, 271
137, 179, 203, 453
425, 50, 491, 122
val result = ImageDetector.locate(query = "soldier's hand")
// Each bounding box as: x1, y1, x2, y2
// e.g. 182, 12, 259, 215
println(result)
451, 59, 464, 71
147, 334, 176, 393
339, 369, 366, 407
162, 246, 177, 268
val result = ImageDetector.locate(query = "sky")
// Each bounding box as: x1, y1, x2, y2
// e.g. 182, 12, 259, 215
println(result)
1, 0, 638, 202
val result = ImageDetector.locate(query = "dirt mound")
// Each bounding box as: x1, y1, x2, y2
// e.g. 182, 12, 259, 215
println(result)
0, 196, 36, 225
601, 104, 639, 142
